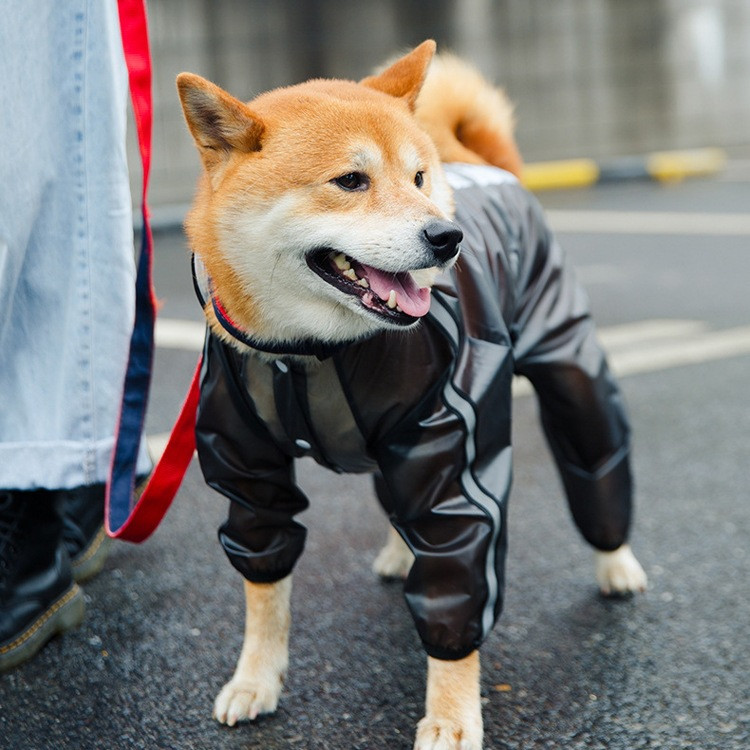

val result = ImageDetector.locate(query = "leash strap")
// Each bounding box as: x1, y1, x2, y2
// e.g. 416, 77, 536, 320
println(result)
106, 0, 201, 542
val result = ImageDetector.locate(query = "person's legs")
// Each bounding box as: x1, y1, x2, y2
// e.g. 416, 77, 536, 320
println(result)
0, 0, 144, 490
0, 0, 149, 668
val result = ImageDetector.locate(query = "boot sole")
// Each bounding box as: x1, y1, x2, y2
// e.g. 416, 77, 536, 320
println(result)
0, 584, 85, 672
71, 526, 111, 583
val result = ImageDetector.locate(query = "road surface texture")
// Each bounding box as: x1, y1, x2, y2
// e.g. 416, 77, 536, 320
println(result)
2, 173, 749, 749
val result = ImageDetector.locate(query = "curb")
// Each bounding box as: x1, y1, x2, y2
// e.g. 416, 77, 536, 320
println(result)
522, 147, 727, 191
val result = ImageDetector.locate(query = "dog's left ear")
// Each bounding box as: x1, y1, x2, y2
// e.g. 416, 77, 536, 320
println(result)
361, 40, 436, 110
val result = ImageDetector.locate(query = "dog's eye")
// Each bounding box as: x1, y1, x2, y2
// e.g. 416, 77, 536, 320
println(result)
333, 172, 369, 191
414, 171, 425, 188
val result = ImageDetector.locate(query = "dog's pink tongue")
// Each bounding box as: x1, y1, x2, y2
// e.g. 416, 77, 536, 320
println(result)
358, 265, 431, 317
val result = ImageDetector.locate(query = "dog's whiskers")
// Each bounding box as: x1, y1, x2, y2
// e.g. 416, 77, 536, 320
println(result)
269, 254, 284, 286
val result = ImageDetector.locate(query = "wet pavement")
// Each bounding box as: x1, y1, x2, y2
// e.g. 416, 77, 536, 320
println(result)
2, 173, 750, 749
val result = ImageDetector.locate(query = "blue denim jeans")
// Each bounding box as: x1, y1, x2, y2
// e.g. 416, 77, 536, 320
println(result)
0, 0, 150, 489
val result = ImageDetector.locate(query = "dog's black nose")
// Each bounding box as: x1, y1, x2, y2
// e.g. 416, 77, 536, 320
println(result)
423, 220, 463, 263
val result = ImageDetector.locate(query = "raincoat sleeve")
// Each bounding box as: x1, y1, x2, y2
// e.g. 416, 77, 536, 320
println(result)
512, 194, 633, 551
195, 335, 309, 583
370, 307, 514, 661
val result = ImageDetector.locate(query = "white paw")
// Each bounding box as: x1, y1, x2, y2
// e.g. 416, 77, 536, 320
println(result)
414, 716, 482, 750
372, 532, 414, 580
212, 675, 283, 726
595, 544, 648, 596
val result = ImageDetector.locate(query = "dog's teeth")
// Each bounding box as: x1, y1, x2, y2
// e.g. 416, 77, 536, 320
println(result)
343, 268, 358, 281
386, 290, 397, 309
357, 278, 369, 288
396, 305, 403, 313
333, 253, 351, 271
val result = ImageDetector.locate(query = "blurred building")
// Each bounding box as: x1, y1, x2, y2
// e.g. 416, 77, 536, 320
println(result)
134, 0, 750, 208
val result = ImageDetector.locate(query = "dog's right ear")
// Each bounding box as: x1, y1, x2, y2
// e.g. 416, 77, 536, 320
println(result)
176, 73, 265, 172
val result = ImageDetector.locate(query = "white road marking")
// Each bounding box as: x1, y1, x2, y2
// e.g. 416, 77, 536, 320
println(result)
611, 323, 750, 377
546, 209, 750, 236
148, 317, 750, 457
155, 318, 205, 351
513, 319, 750, 397
153, 317, 714, 354
595, 319, 709, 349
146, 432, 171, 460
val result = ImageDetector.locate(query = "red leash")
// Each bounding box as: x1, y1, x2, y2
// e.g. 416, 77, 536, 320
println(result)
115, 359, 202, 542
106, 0, 201, 542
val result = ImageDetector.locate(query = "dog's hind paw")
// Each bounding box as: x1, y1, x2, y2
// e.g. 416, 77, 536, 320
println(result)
213, 677, 282, 727
414, 717, 482, 750
595, 544, 648, 596
373, 527, 414, 580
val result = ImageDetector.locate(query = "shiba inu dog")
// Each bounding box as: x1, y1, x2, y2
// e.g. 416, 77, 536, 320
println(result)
177, 40, 647, 750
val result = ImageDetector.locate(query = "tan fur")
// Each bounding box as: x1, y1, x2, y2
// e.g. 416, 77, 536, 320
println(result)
416, 653, 483, 750
416, 53, 523, 178
212, 576, 292, 726
361, 39, 436, 108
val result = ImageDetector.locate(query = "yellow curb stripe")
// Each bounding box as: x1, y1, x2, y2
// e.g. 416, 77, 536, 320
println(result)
647, 148, 727, 182
523, 148, 727, 191
522, 158, 600, 191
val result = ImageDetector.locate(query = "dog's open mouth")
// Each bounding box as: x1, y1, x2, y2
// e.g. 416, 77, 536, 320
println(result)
306, 249, 431, 325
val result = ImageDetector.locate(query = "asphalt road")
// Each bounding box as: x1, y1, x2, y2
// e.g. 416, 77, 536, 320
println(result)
2, 173, 749, 750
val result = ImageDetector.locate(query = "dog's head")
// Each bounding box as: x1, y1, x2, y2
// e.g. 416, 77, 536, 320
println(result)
177, 40, 460, 353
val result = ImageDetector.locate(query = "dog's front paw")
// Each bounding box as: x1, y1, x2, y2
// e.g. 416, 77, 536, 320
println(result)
213, 676, 283, 727
595, 543, 648, 596
414, 716, 482, 750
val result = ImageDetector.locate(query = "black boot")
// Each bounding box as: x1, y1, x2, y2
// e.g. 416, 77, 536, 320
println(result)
60, 483, 111, 583
0, 490, 85, 672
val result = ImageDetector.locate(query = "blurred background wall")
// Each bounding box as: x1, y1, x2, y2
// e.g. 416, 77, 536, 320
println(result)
134, 0, 750, 209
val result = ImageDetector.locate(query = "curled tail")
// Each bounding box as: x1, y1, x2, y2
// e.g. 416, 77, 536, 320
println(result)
416, 53, 523, 178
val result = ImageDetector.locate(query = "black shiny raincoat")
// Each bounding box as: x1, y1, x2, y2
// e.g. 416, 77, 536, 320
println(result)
195, 164, 633, 661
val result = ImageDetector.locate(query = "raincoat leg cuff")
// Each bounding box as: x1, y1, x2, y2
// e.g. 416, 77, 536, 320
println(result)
422, 642, 480, 661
